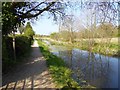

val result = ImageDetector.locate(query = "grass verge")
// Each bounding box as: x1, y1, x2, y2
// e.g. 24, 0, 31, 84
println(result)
49, 39, 119, 57
37, 39, 80, 88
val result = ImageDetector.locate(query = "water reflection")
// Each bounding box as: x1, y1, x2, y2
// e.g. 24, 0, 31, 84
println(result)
43, 40, 118, 88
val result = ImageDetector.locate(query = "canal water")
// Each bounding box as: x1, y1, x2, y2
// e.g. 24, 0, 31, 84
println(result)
43, 40, 119, 88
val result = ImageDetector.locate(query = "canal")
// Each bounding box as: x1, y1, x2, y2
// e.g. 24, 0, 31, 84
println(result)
43, 40, 119, 88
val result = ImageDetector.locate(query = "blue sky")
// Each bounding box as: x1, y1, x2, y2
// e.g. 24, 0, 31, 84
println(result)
30, 9, 100, 35
31, 17, 59, 35
29, 1, 118, 35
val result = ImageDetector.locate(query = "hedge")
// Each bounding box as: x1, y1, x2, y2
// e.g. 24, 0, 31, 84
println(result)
15, 35, 31, 57
2, 35, 32, 73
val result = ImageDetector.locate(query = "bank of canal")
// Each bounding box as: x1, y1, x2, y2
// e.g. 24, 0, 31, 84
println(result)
43, 40, 119, 88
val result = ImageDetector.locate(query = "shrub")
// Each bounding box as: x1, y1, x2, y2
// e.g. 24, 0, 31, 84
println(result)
15, 35, 31, 57
2, 36, 14, 72
2, 36, 14, 60
24, 22, 35, 44
2, 35, 32, 73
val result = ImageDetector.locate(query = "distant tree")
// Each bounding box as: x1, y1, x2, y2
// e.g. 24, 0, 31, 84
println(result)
18, 24, 25, 34
59, 30, 72, 41
50, 32, 59, 40
24, 22, 35, 38
97, 23, 115, 38
60, 15, 75, 43
117, 25, 120, 37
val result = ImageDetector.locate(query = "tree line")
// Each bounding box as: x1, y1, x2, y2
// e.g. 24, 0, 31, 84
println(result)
50, 23, 119, 42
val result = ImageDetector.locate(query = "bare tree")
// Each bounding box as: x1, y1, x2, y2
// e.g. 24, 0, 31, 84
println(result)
60, 15, 75, 43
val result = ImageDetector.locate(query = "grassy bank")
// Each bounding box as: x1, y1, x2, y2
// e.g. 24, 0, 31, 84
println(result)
48, 39, 119, 57
37, 40, 80, 88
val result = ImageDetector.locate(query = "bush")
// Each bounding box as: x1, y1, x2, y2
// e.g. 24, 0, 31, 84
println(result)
2, 36, 14, 61
2, 36, 14, 72
15, 35, 31, 57
2, 35, 32, 73
24, 22, 35, 43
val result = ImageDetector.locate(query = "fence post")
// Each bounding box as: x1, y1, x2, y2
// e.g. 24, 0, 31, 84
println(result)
13, 31, 16, 61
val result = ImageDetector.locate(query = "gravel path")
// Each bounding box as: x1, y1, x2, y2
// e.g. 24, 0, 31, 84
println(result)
2, 40, 56, 89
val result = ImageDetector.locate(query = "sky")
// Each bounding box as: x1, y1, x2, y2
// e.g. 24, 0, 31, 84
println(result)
29, 1, 118, 35
31, 17, 59, 35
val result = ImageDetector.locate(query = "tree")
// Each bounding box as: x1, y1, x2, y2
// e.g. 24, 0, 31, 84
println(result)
118, 25, 120, 37
2, 1, 119, 36
60, 15, 75, 43
50, 32, 59, 40
97, 23, 115, 38
24, 22, 35, 38
2, 1, 66, 36
18, 23, 25, 34
2, 2, 26, 35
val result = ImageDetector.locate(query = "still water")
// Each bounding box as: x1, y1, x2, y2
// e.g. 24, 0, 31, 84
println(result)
43, 40, 119, 88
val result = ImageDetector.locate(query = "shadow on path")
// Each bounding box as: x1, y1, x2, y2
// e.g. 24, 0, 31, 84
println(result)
2, 41, 55, 89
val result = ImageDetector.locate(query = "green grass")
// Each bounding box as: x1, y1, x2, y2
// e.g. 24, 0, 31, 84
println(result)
49, 40, 119, 57
37, 40, 81, 88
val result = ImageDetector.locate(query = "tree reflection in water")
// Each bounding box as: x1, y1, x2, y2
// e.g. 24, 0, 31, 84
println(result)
44, 40, 118, 88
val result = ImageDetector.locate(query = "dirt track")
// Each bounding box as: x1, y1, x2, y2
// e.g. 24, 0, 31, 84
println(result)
2, 40, 56, 89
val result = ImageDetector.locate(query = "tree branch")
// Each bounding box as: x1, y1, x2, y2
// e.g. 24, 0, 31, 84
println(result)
19, 2, 56, 19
